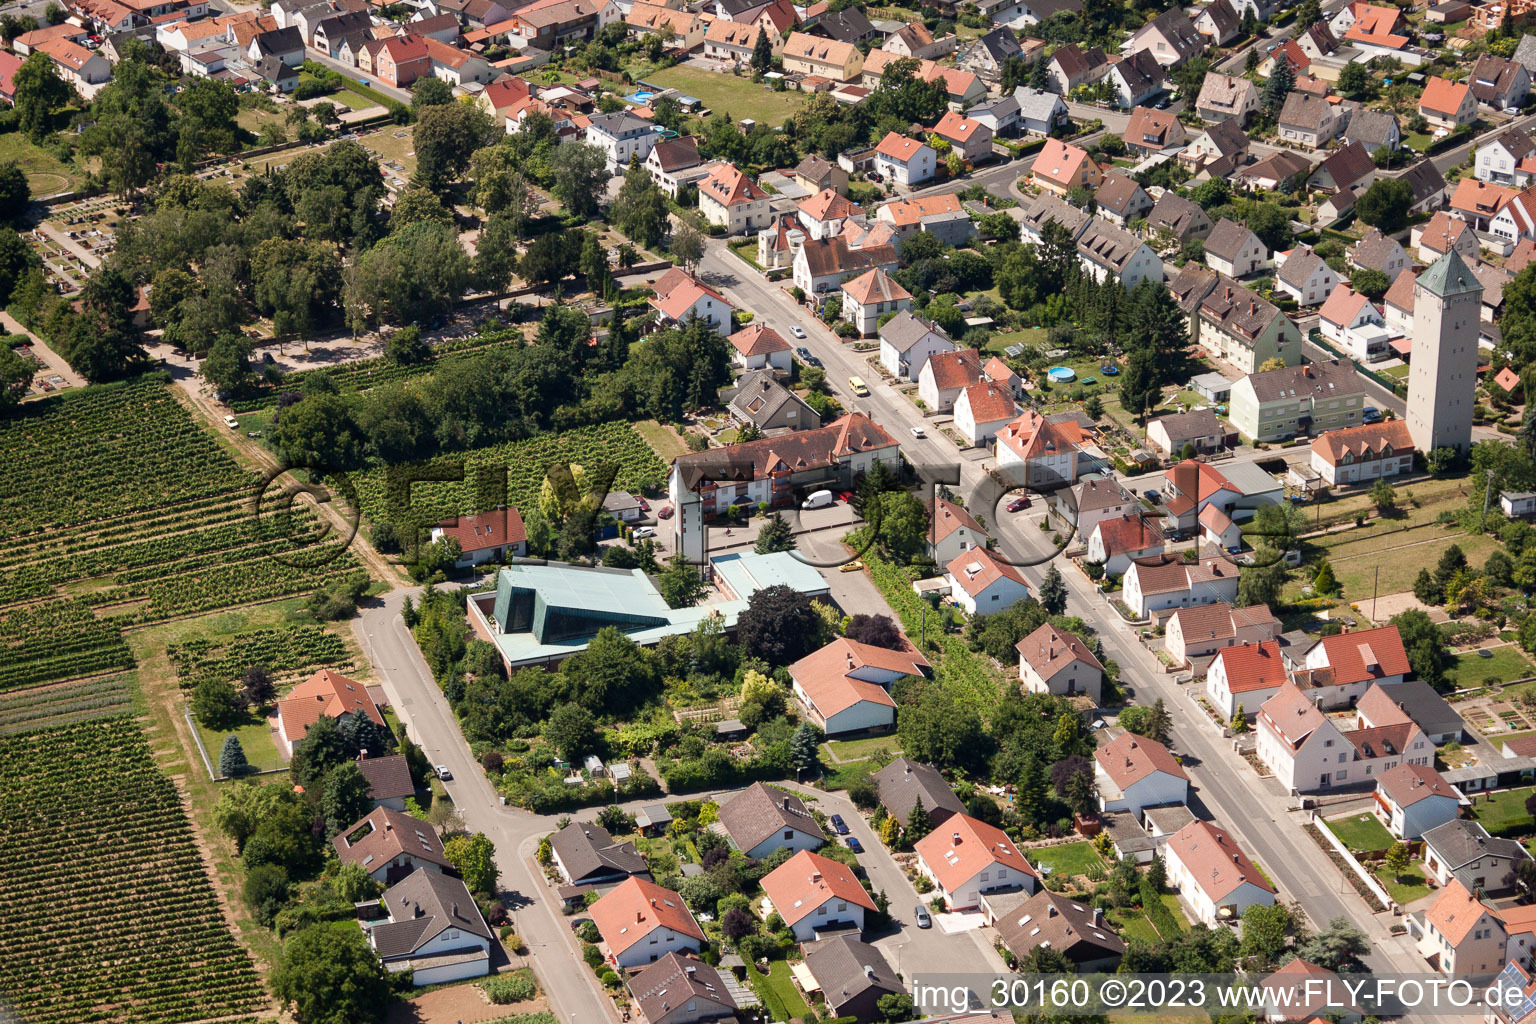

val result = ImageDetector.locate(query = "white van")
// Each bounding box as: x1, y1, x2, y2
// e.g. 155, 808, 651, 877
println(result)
801, 489, 834, 510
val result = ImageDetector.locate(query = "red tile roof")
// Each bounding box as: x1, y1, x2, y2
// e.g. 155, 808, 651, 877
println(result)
798, 187, 861, 223
728, 324, 792, 357
590, 877, 705, 957
878, 193, 963, 227
930, 496, 983, 544
1213, 640, 1287, 693
1095, 731, 1188, 790
875, 131, 928, 162
760, 850, 876, 926
1310, 419, 1413, 466
996, 409, 1084, 463
945, 546, 1028, 597
923, 349, 983, 391
1423, 880, 1495, 945
789, 637, 928, 719
914, 813, 1037, 894
278, 669, 384, 744
1313, 625, 1410, 686
842, 267, 911, 305
1093, 514, 1161, 558
435, 507, 526, 552
1016, 623, 1103, 681
1420, 76, 1469, 116
1377, 761, 1461, 809
1165, 819, 1274, 901
959, 382, 1016, 424
932, 109, 985, 144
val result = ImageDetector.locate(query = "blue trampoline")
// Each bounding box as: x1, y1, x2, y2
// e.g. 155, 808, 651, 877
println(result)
1047, 366, 1076, 383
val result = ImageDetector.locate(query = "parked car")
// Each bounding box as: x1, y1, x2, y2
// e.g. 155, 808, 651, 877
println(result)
845, 837, 863, 853
657, 506, 675, 520
1362, 407, 1382, 423
1007, 496, 1031, 512
848, 376, 870, 397
223, 415, 239, 429
839, 560, 865, 573
914, 905, 932, 928
789, 325, 807, 339
1144, 490, 1161, 503
796, 346, 814, 360
830, 814, 848, 834
633, 526, 656, 539
909, 426, 926, 438
434, 765, 453, 781
802, 489, 834, 510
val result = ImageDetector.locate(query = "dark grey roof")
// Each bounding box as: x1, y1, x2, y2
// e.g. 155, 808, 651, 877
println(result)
1023, 0, 1082, 18
970, 94, 1022, 121
1012, 86, 1062, 123
1403, 160, 1447, 206
1019, 193, 1091, 239
1144, 192, 1209, 240
1077, 218, 1150, 272
1516, 33, 1536, 74
871, 757, 965, 824
1311, 140, 1375, 191
1238, 149, 1312, 185
1200, 0, 1238, 37
629, 954, 736, 1021
1277, 247, 1329, 289
1169, 263, 1219, 313
1203, 218, 1260, 263
1200, 116, 1250, 157
588, 110, 653, 136
1470, 54, 1526, 104
357, 753, 416, 801
1350, 228, 1403, 272
550, 821, 649, 883
1343, 107, 1399, 151
371, 869, 492, 959
716, 781, 824, 851
994, 889, 1126, 963
815, 7, 874, 42
1095, 171, 1148, 217
1421, 818, 1529, 872
1134, 8, 1203, 61
1242, 358, 1364, 403
255, 54, 297, 82
1112, 49, 1164, 96
1149, 407, 1223, 443
1279, 90, 1333, 132
728, 369, 818, 427
879, 310, 949, 354
1198, 276, 1284, 342
1066, 475, 1134, 514
970, 26, 1023, 63
803, 936, 902, 1012
254, 25, 304, 54
1369, 679, 1463, 735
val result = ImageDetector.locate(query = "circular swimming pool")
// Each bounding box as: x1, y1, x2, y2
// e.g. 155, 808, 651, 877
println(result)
1047, 366, 1076, 383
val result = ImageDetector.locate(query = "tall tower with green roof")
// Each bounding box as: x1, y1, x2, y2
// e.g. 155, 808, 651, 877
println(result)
1406, 249, 1482, 456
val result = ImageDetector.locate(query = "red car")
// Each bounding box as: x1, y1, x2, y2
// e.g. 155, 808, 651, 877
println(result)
837, 491, 854, 503
657, 505, 675, 520
1007, 496, 1031, 512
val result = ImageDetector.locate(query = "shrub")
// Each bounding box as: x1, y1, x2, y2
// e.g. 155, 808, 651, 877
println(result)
482, 970, 539, 1004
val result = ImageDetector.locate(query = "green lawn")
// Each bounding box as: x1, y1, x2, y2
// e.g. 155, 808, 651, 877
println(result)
644, 65, 809, 126
1108, 908, 1162, 944
1304, 526, 1500, 604
1160, 893, 1190, 933
1028, 841, 1105, 878
0, 132, 81, 196
747, 961, 813, 1022
1472, 785, 1536, 838
825, 736, 902, 762
1444, 646, 1535, 689
983, 328, 1051, 355
193, 710, 285, 776
1325, 812, 1395, 853
1377, 863, 1432, 905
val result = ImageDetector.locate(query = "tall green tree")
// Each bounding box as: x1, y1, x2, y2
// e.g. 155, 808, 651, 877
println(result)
320, 762, 374, 838
1262, 57, 1294, 117
413, 102, 499, 192
610, 158, 669, 248
12, 51, 68, 142
272, 922, 390, 1024
444, 832, 500, 893
550, 140, 609, 218
751, 27, 774, 75
755, 512, 796, 553
0, 342, 36, 407
81, 57, 175, 196
1119, 347, 1159, 419
1039, 566, 1068, 615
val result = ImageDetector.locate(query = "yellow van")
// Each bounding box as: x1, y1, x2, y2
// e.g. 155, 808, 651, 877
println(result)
848, 376, 870, 397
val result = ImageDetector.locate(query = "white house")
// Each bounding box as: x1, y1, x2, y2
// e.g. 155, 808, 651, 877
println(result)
840, 268, 911, 337
1016, 623, 1104, 704
1205, 640, 1288, 722
649, 268, 733, 337
1086, 514, 1164, 576
944, 547, 1030, 615
1375, 762, 1467, 839
1164, 603, 1278, 668
953, 382, 1017, 447
1297, 625, 1411, 708
698, 164, 772, 235
1095, 732, 1190, 818
760, 850, 876, 942
914, 814, 1038, 910
1415, 881, 1508, 980
873, 131, 937, 186
727, 325, 793, 373
995, 409, 1086, 492
1310, 419, 1415, 487
1202, 219, 1269, 279
1162, 819, 1276, 926
1256, 682, 1431, 792
429, 507, 527, 567
1121, 550, 1239, 621
1317, 285, 1391, 363
591, 877, 706, 968
333, 806, 452, 886
1274, 246, 1339, 307
361, 870, 493, 985
716, 782, 826, 858
917, 349, 982, 413
928, 497, 986, 566
788, 637, 929, 737
586, 111, 659, 173
1076, 218, 1163, 289
1476, 128, 1536, 185
878, 311, 952, 382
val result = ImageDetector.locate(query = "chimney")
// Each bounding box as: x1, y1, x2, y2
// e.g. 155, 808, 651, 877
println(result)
1093, 907, 1104, 927
413, 902, 423, 918
1048, 904, 1059, 917
952, 832, 962, 845
359, 748, 368, 761
650, 898, 658, 908
864, 965, 877, 979
637, 910, 645, 923
452, 902, 458, 917
846, 651, 854, 670
1233, 854, 1241, 864
811, 871, 823, 883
